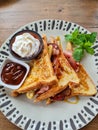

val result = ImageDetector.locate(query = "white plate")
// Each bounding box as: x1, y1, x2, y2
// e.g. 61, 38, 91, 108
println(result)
0, 19, 98, 130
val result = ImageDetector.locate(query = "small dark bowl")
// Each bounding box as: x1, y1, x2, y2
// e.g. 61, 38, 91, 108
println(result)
9, 30, 44, 61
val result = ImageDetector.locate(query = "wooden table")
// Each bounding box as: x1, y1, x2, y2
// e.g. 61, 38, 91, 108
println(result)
0, 0, 98, 130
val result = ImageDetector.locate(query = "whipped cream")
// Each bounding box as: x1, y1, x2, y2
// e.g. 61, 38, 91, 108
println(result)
12, 33, 40, 58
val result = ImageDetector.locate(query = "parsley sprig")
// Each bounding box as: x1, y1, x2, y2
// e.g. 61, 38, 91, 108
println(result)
65, 29, 97, 62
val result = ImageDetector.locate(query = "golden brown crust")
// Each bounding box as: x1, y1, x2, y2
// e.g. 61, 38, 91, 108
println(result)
12, 76, 58, 94
11, 91, 20, 97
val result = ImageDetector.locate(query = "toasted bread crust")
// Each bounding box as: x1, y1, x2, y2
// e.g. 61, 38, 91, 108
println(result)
12, 76, 58, 95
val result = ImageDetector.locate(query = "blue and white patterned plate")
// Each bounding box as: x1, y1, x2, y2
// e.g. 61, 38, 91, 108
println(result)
0, 19, 98, 130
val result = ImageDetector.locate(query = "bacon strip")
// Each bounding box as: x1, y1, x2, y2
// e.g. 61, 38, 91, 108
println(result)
36, 86, 50, 95
51, 87, 71, 101
63, 50, 79, 72
48, 43, 60, 56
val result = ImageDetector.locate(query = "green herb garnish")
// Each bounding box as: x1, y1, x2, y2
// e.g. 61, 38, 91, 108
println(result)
65, 29, 97, 62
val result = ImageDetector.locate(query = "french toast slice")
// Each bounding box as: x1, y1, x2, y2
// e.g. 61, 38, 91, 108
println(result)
34, 37, 80, 102
65, 42, 97, 97
12, 35, 58, 96
67, 64, 97, 97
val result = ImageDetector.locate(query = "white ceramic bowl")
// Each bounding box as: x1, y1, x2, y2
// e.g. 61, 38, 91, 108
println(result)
0, 57, 30, 89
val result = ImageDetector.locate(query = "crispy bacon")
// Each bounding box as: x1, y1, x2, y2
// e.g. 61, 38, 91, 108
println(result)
52, 57, 62, 79
36, 86, 49, 95
48, 43, 62, 78
63, 50, 79, 72
51, 87, 71, 101
48, 43, 60, 56
53, 47, 60, 55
